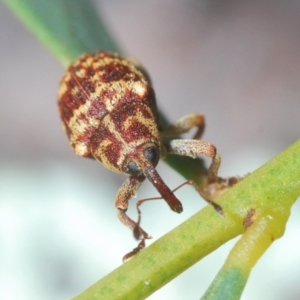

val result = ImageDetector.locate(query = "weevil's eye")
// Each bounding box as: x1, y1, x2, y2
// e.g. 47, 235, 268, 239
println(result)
144, 147, 159, 167
124, 161, 142, 176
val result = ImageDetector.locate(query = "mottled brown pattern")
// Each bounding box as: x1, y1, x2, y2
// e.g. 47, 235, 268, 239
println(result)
100, 62, 136, 82
57, 51, 223, 261
89, 125, 125, 171
124, 119, 154, 142
58, 51, 160, 166
87, 96, 108, 119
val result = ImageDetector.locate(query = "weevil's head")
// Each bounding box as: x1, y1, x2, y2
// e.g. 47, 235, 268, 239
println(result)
122, 141, 183, 214
122, 142, 160, 178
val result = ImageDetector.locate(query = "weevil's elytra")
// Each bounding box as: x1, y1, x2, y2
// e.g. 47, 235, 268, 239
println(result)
58, 52, 161, 172
58, 51, 222, 261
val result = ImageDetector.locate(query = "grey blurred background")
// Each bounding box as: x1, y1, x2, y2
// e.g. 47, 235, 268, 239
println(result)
0, 0, 300, 299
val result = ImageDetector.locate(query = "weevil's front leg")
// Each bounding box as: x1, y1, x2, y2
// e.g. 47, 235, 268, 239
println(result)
162, 113, 205, 139
116, 175, 150, 240
165, 139, 221, 183
116, 175, 153, 262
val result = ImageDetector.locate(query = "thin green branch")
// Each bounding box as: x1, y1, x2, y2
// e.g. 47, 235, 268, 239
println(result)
202, 138, 300, 299
202, 216, 278, 300
73, 140, 300, 299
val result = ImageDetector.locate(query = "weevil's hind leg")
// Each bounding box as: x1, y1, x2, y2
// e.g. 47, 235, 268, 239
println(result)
176, 180, 224, 215
161, 113, 220, 182
115, 175, 152, 262
161, 113, 205, 139
162, 113, 221, 183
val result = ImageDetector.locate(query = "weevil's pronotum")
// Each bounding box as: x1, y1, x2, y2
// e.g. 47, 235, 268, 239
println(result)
58, 51, 222, 261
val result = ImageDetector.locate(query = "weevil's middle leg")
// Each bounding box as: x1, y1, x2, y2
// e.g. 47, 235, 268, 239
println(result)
161, 113, 220, 182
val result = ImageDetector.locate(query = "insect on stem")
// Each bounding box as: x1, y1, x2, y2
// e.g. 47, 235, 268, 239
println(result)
58, 51, 227, 261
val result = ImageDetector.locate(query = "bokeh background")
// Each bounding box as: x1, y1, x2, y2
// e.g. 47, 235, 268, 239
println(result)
1, 1, 300, 299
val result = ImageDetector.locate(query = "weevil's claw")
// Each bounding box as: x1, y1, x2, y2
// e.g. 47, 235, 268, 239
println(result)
200, 195, 224, 216
122, 239, 146, 262
202, 174, 249, 216
212, 202, 224, 216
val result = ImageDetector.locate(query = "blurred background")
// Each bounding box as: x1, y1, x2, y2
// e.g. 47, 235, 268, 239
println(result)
0, 0, 300, 299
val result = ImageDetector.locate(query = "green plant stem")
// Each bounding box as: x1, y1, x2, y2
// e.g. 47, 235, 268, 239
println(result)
73, 140, 300, 299
202, 216, 280, 300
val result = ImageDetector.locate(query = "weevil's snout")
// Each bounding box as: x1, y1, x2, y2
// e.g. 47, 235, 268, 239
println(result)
122, 143, 183, 213
144, 166, 183, 213
122, 143, 160, 177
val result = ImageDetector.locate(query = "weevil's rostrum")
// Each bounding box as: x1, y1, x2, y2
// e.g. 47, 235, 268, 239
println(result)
58, 51, 221, 261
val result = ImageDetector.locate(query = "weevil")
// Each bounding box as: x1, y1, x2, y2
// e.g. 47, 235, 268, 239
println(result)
58, 51, 222, 261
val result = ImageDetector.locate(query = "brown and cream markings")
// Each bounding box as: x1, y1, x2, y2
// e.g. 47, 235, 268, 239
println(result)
58, 51, 221, 261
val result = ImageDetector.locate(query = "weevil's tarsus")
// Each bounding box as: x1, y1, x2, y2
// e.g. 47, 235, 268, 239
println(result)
122, 238, 146, 262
